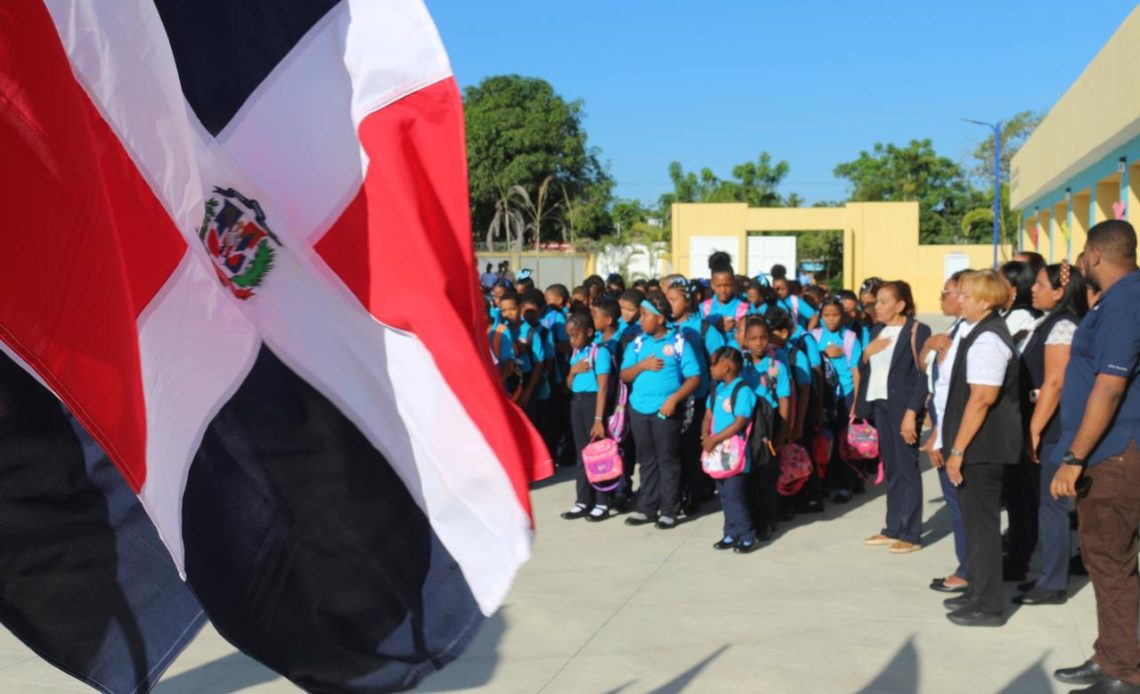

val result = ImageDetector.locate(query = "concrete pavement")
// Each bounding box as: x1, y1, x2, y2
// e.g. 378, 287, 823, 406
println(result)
0, 457, 1099, 693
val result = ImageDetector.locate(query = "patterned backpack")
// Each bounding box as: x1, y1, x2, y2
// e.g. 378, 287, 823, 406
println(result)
844, 417, 879, 461
700, 382, 751, 479
777, 443, 813, 496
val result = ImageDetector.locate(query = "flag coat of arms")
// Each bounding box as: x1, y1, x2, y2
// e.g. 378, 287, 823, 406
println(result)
0, 1, 551, 691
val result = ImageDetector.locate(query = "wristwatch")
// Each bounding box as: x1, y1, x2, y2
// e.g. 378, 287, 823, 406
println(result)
949, 447, 965, 458
1062, 451, 1087, 468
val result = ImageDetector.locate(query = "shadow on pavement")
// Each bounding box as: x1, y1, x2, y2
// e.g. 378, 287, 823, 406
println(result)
855, 636, 918, 694
415, 609, 507, 692
646, 644, 730, 694
997, 654, 1054, 693
154, 652, 278, 693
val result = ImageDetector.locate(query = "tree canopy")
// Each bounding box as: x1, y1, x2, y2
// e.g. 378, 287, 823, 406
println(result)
463, 75, 612, 248
833, 139, 979, 244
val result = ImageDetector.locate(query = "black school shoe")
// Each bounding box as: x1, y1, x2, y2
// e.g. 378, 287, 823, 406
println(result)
946, 606, 1005, 627
1013, 588, 1067, 605
561, 505, 588, 520
713, 537, 736, 550
655, 516, 677, 530
734, 538, 759, 554
1054, 659, 1105, 685
929, 577, 968, 594
624, 512, 653, 526
1069, 677, 1140, 693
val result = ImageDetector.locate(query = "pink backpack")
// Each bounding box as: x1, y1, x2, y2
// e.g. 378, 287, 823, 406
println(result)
700, 383, 751, 480
581, 437, 623, 491
810, 328, 857, 364
843, 417, 879, 460
700, 298, 749, 323
598, 346, 629, 443
777, 443, 813, 496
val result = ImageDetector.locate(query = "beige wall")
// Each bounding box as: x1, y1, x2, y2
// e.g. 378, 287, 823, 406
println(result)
914, 245, 1006, 309
1011, 6, 1140, 209
671, 201, 1010, 300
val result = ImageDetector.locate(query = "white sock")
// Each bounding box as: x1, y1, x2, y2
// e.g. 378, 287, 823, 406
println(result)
589, 505, 608, 517
567, 503, 586, 514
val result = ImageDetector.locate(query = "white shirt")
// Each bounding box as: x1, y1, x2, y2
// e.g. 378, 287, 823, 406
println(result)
1004, 308, 1038, 353
932, 321, 972, 449
865, 324, 902, 402
966, 327, 1013, 386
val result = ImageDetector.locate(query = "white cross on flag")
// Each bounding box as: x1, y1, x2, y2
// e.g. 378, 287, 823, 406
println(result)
0, 1, 551, 691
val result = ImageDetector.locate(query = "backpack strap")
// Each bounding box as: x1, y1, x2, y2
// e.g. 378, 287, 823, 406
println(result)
587, 344, 598, 369
700, 298, 713, 318
810, 328, 822, 343
788, 295, 800, 323
909, 320, 920, 367
842, 329, 856, 362
491, 324, 506, 361
734, 300, 749, 322
729, 381, 754, 442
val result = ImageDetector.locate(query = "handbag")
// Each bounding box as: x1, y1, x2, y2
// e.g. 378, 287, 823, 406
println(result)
844, 417, 880, 461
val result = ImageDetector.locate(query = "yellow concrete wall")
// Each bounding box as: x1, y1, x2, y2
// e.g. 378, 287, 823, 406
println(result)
1072, 192, 1091, 257
914, 245, 1011, 309
672, 200, 1010, 297
1011, 6, 1140, 209
670, 203, 749, 277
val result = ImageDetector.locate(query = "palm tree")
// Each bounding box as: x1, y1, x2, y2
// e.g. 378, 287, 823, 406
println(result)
513, 175, 563, 252
486, 186, 525, 252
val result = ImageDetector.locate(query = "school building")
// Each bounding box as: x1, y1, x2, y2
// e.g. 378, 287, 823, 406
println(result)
1011, 6, 1140, 260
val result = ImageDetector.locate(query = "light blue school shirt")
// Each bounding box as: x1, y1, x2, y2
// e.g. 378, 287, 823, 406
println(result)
813, 327, 862, 397
671, 313, 711, 401
620, 330, 701, 415
743, 356, 791, 409
569, 344, 613, 393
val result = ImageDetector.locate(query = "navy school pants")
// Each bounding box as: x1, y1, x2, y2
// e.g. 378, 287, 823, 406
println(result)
873, 401, 922, 544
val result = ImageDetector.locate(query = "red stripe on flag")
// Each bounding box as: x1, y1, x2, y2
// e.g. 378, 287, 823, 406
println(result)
314, 78, 551, 516
0, 4, 187, 490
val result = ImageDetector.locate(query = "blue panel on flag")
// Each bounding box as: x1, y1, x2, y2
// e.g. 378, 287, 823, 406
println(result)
152, 0, 340, 135
0, 355, 206, 694
182, 347, 484, 692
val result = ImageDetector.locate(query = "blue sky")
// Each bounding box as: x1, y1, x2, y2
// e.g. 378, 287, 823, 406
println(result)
431, 1, 1137, 206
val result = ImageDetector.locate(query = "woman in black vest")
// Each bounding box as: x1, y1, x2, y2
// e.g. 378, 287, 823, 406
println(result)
942, 270, 1022, 626
1014, 262, 1088, 606
856, 281, 930, 554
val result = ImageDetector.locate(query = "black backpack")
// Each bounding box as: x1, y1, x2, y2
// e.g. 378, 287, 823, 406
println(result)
747, 394, 777, 467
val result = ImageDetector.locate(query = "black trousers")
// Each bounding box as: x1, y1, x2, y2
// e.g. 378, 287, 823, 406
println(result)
680, 400, 712, 502
748, 416, 783, 531
568, 393, 607, 508
873, 402, 922, 544
959, 462, 1007, 614
1004, 459, 1040, 574
629, 410, 683, 518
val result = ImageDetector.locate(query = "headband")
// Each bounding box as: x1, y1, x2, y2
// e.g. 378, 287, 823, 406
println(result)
1060, 259, 1071, 288
640, 300, 662, 316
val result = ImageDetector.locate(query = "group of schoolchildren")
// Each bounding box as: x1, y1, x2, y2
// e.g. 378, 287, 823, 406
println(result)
486, 253, 879, 555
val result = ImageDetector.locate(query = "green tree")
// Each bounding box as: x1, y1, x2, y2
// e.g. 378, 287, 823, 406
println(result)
658, 152, 798, 229
969, 111, 1044, 185
961, 111, 1044, 248
833, 139, 975, 244
463, 75, 613, 246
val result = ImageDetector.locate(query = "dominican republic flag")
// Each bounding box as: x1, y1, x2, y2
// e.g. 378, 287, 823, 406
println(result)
0, 1, 551, 692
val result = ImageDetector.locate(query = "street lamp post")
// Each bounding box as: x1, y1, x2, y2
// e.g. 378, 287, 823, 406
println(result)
964, 118, 1002, 269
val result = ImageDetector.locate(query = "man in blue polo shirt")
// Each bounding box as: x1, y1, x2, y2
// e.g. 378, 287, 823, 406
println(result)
1051, 220, 1140, 693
